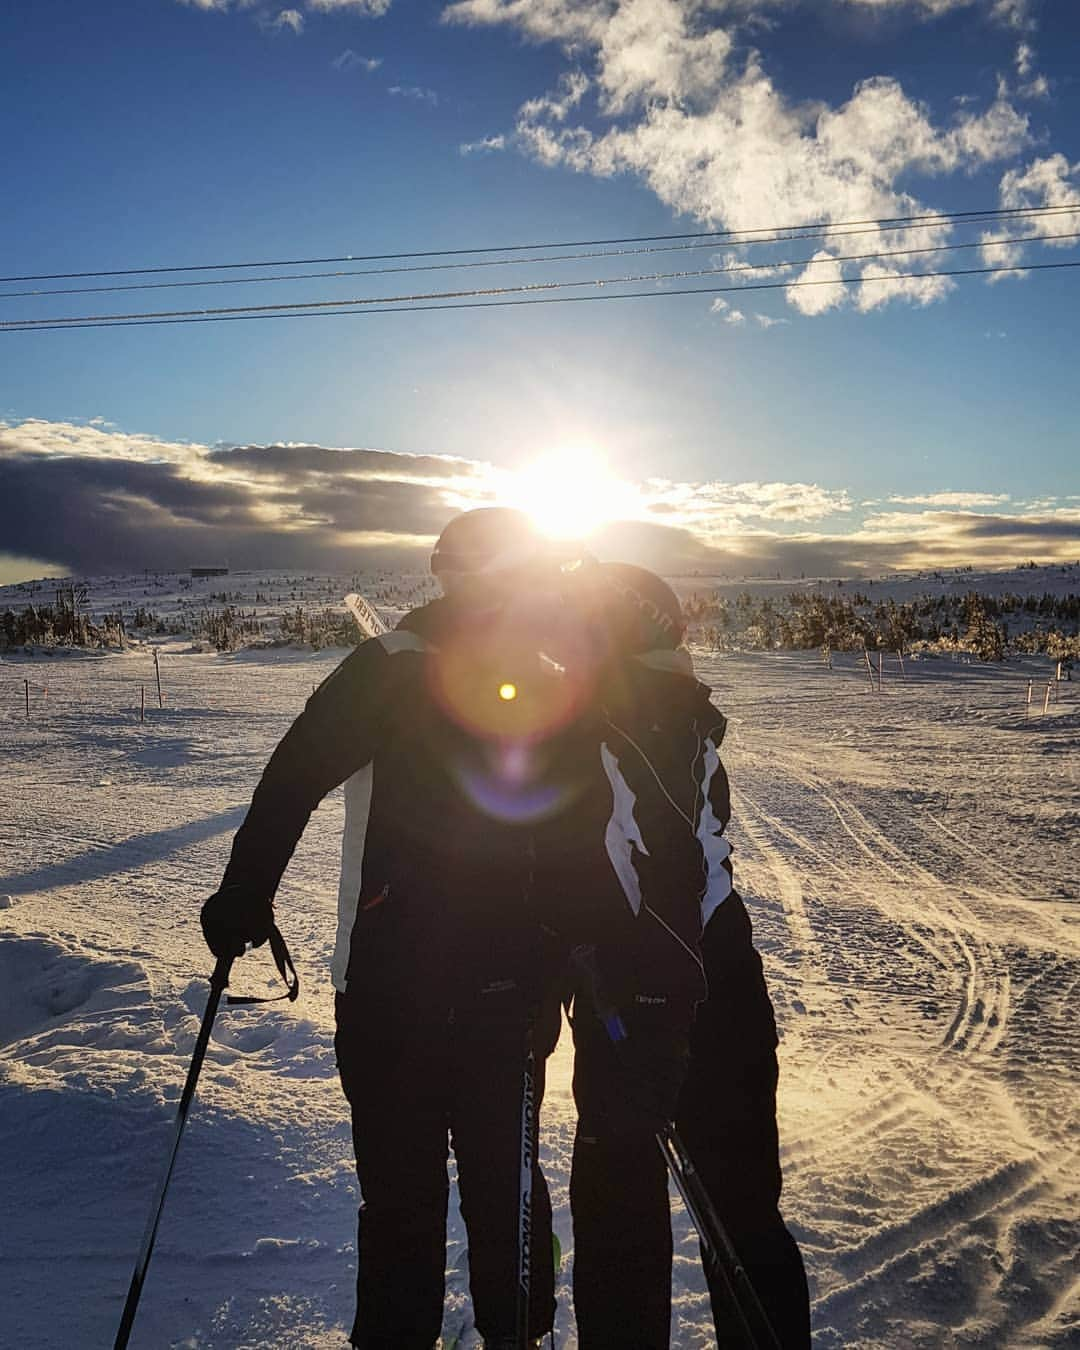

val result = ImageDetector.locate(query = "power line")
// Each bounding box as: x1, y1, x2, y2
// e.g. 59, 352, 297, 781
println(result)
5, 229, 1077, 330
4, 258, 1079, 333
5, 204, 1080, 301
3, 201, 1079, 285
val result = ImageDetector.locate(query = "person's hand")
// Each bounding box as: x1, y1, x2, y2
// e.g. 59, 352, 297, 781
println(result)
615, 1015, 691, 1128
612, 996, 694, 1129
200, 885, 274, 960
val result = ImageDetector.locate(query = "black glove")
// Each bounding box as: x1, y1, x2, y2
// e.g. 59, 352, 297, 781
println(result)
611, 995, 693, 1129
200, 884, 275, 960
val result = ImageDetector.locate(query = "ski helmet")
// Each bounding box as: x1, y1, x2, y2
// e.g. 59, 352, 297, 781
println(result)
430, 507, 542, 580
589, 561, 685, 653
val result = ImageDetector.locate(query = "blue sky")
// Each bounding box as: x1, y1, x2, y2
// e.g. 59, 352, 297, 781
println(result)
2, 0, 1079, 582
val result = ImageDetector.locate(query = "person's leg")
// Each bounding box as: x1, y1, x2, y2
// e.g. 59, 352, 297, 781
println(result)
677, 897, 811, 1350
569, 999, 673, 1349
336, 992, 451, 1350
451, 984, 559, 1346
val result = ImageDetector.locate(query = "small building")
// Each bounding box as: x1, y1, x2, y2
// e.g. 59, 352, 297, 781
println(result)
190, 566, 229, 578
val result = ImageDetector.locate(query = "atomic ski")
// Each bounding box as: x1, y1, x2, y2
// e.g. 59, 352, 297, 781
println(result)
344, 592, 389, 639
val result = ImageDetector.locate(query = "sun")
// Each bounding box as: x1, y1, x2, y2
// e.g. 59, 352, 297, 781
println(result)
504, 448, 639, 541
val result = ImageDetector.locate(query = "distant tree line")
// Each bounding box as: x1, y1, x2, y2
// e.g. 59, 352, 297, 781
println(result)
4, 580, 1077, 664
1, 587, 127, 650
0, 595, 364, 654
684, 589, 1080, 663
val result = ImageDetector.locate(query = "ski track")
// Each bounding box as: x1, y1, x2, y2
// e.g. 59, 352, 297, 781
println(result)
1, 641, 1078, 1347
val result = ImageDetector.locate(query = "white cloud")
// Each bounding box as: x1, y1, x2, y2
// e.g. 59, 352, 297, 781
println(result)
786, 252, 847, 315
841, 0, 1032, 23
307, 0, 391, 13
441, 0, 608, 45
642, 477, 854, 534
445, 0, 1050, 318
388, 84, 439, 105
460, 134, 507, 155
889, 491, 1011, 507
595, 0, 734, 115
980, 153, 1080, 278
854, 262, 956, 310
755, 313, 790, 328
443, 0, 1034, 36
1000, 153, 1080, 216
176, 0, 392, 23
1010, 40, 1050, 98
0, 419, 212, 473
270, 8, 304, 33
709, 297, 746, 324
332, 48, 382, 71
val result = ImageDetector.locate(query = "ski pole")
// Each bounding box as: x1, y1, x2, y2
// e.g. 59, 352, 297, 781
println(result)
113, 955, 232, 1350
656, 1125, 782, 1350
113, 927, 298, 1348
516, 1018, 538, 1350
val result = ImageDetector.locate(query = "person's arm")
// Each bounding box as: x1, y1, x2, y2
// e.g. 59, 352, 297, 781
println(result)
597, 719, 708, 1005
696, 713, 736, 928
202, 634, 418, 956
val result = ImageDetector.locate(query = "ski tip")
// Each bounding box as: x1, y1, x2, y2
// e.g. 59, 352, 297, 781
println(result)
344, 593, 390, 638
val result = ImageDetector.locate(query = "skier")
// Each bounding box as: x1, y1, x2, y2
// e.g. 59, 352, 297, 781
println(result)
200, 508, 571, 1350
562, 562, 811, 1349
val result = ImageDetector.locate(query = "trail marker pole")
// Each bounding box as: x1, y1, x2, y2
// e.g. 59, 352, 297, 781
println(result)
140, 685, 145, 724
877, 651, 884, 692
1043, 682, 1052, 716
25, 679, 30, 718
153, 649, 163, 708
1026, 679, 1033, 717
863, 649, 875, 692
896, 649, 906, 679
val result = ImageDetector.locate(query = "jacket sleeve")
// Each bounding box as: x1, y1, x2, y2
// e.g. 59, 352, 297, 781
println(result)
217, 635, 405, 905
696, 715, 735, 928
599, 724, 708, 1008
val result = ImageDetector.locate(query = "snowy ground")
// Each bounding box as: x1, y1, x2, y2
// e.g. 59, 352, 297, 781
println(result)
1, 635, 1077, 1348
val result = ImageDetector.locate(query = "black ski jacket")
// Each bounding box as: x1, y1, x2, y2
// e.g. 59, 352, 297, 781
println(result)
551, 647, 732, 1010
217, 597, 708, 1010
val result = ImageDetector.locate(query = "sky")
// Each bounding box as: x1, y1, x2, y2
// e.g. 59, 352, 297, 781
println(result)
2, 0, 1079, 582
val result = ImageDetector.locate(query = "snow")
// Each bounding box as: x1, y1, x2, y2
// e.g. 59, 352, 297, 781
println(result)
1, 572, 1078, 1348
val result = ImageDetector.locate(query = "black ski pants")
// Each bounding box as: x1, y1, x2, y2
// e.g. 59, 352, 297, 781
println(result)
570, 895, 811, 1349
335, 981, 560, 1350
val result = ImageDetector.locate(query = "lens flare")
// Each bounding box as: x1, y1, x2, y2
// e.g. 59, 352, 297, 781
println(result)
427, 625, 586, 745
452, 743, 581, 824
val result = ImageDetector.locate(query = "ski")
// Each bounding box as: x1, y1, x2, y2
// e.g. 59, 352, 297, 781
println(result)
344, 592, 389, 639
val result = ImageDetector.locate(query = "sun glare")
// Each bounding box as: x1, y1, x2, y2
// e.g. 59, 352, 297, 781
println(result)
504, 448, 639, 541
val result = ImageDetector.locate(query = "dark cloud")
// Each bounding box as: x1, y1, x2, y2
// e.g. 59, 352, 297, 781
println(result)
207, 443, 482, 482
590, 516, 1080, 580
2, 423, 1076, 581
289, 477, 455, 535
943, 512, 1080, 541
0, 451, 440, 576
